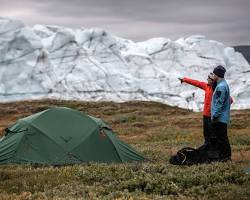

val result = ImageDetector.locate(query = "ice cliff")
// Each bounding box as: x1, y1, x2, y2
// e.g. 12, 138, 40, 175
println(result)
0, 18, 249, 110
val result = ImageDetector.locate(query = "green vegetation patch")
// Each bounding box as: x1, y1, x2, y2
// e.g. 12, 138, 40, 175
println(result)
0, 100, 250, 199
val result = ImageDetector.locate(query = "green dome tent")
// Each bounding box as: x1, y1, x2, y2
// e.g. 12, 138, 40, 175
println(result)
0, 107, 146, 165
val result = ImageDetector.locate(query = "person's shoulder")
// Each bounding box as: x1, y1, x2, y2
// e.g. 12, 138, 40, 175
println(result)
218, 79, 228, 85
217, 80, 228, 91
221, 79, 229, 87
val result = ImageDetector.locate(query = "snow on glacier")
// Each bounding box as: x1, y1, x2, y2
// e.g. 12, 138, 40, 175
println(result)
0, 17, 249, 111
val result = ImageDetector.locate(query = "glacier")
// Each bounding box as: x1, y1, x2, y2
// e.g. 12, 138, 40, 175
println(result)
0, 17, 249, 111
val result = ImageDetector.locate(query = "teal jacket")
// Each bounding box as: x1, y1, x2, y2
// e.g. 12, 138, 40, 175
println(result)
211, 79, 231, 124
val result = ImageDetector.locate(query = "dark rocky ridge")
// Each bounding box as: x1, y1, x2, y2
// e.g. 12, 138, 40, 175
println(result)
234, 45, 250, 64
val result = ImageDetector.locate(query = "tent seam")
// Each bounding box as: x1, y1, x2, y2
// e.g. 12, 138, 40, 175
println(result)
19, 119, 65, 151
104, 130, 124, 162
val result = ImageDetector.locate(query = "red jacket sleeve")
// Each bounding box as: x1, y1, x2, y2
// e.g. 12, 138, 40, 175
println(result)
182, 77, 207, 90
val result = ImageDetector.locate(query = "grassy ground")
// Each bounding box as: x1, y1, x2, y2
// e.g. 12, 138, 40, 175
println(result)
0, 100, 249, 200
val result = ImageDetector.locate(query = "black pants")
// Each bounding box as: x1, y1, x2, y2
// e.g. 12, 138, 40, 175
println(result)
197, 116, 212, 151
210, 122, 231, 159
203, 116, 211, 145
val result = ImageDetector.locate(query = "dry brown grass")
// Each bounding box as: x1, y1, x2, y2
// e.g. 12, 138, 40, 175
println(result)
0, 100, 249, 199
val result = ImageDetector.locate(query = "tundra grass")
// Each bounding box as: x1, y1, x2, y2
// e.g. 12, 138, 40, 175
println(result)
0, 100, 249, 200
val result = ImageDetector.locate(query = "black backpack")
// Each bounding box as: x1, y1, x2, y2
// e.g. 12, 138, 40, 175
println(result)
169, 147, 208, 165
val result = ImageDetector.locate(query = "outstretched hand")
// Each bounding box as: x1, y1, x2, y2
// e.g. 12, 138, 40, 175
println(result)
178, 78, 183, 84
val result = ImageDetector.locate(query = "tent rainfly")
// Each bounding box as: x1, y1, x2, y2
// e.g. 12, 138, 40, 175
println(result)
0, 107, 146, 165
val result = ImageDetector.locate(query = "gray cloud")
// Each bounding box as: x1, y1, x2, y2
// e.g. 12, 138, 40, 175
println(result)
1, 0, 250, 46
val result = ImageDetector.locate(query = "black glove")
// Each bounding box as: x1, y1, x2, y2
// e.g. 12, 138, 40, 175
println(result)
178, 78, 183, 84
212, 116, 219, 123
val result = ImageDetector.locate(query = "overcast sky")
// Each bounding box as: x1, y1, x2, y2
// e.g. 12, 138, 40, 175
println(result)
1, 0, 250, 46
